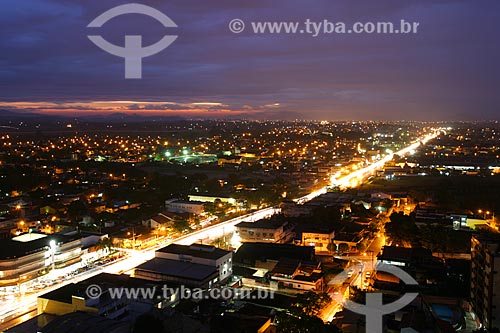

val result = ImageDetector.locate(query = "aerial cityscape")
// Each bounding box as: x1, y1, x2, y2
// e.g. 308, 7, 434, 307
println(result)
1, 1, 499, 333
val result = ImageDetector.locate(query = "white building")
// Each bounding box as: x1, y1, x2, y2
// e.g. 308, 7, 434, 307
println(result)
142, 213, 174, 229
235, 219, 293, 243
165, 199, 204, 215
155, 243, 233, 282
188, 195, 236, 205
0, 231, 107, 287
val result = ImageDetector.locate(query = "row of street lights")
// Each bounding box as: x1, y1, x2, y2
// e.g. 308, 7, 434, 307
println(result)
477, 209, 493, 220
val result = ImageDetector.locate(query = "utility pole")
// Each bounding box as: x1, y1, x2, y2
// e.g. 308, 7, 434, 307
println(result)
127, 227, 136, 248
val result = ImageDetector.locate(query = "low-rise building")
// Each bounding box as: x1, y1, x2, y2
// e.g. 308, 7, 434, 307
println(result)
0, 231, 105, 287
378, 246, 434, 268
37, 311, 130, 333
134, 258, 219, 288
234, 242, 315, 266
142, 213, 174, 229
300, 226, 335, 253
37, 273, 175, 320
235, 219, 293, 243
188, 195, 236, 205
165, 199, 204, 215
270, 258, 325, 291
332, 232, 362, 253
280, 200, 315, 217
156, 243, 233, 282
134, 243, 232, 288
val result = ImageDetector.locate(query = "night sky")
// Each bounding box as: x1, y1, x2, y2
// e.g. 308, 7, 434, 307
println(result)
0, 0, 499, 120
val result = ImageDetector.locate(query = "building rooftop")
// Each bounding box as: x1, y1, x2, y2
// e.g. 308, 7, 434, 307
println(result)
39, 311, 130, 333
232, 265, 258, 278
235, 219, 286, 230
157, 243, 231, 260
147, 213, 173, 224
293, 271, 324, 283
4, 313, 57, 333
472, 235, 500, 256
296, 224, 335, 235
188, 194, 234, 199
234, 242, 315, 264
136, 258, 218, 282
210, 312, 271, 333
168, 200, 204, 205
0, 232, 81, 260
39, 273, 159, 303
378, 246, 433, 263
271, 258, 300, 276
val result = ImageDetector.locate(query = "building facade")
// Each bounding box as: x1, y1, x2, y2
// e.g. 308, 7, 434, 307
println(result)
301, 228, 335, 253
165, 199, 204, 215
235, 220, 292, 243
0, 232, 105, 287
470, 236, 500, 330
156, 243, 233, 282
142, 213, 174, 229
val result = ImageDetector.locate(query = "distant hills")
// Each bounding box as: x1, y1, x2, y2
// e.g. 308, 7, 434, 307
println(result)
0, 109, 186, 123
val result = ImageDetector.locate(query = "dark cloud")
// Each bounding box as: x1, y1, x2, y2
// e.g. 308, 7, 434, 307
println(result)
0, 0, 499, 120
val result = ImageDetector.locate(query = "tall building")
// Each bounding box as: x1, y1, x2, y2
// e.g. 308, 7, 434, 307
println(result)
470, 236, 500, 329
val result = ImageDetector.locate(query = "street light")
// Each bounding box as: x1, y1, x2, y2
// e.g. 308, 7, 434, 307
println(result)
49, 240, 56, 272
127, 228, 136, 248
478, 209, 492, 220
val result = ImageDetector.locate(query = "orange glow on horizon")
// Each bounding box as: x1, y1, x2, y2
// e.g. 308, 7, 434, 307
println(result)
0, 100, 267, 117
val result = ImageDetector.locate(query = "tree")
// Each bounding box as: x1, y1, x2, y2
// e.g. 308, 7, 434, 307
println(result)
95, 237, 113, 253
338, 243, 349, 253
203, 202, 216, 215
67, 200, 87, 219
419, 225, 446, 253
385, 212, 419, 246
381, 198, 393, 211
349, 286, 366, 304
275, 312, 342, 333
312, 206, 342, 225
356, 240, 368, 252
327, 242, 336, 253
291, 291, 331, 317
173, 218, 191, 233
350, 203, 373, 218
